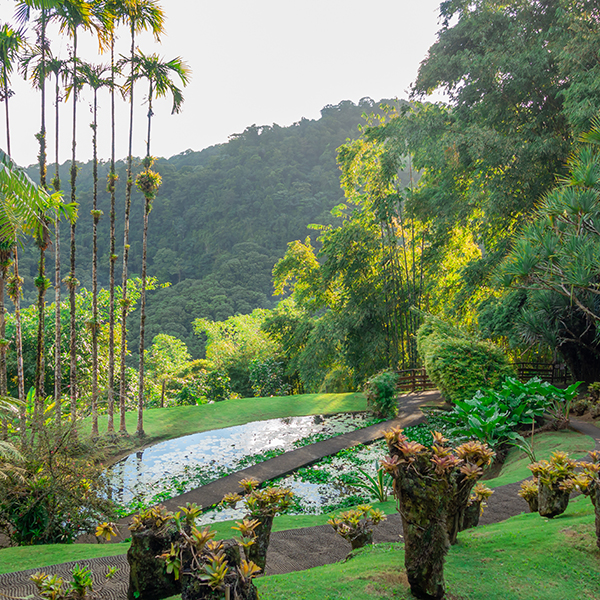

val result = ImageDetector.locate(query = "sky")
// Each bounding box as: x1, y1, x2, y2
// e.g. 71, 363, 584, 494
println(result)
0, 0, 444, 167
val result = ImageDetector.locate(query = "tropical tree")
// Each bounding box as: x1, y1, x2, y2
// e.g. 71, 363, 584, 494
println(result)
117, 0, 164, 435
103, 0, 129, 437
499, 117, 600, 381
0, 23, 26, 158
127, 48, 189, 436
145, 334, 191, 407
47, 56, 67, 418
78, 61, 111, 438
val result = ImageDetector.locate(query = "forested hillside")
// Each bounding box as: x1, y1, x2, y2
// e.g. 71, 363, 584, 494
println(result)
21, 98, 401, 358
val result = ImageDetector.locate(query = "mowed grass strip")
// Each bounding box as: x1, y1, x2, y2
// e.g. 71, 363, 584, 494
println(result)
256, 497, 600, 600
80, 392, 367, 449
0, 542, 131, 575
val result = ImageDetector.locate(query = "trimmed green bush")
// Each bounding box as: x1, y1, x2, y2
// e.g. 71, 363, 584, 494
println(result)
417, 315, 515, 403
364, 370, 398, 418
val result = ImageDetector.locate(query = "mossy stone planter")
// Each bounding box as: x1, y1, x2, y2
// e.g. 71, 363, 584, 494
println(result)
525, 496, 539, 513
128, 522, 180, 600
460, 502, 481, 531
538, 483, 570, 518
349, 529, 373, 550
181, 540, 258, 600
247, 514, 274, 572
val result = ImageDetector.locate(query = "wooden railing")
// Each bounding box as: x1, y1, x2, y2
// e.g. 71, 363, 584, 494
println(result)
396, 368, 434, 392
396, 362, 570, 392
512, 362, 570, 385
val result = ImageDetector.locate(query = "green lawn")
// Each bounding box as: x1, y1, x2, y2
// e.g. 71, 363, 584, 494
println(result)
81, 392, 366, 440
79, 392, 367, 460
9, 498, 599, 599
0, 541, 132, 575
485, 429, 595, 489
256, 496, 600, 600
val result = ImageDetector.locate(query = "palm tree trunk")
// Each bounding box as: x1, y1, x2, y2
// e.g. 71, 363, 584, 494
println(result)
137, 195, 149, 437
38, 10, 47, 190
107, 36, 116, 436
118, 24, 137, 435
34, 241, 47, 436
69, 31, 78, 436
54, 70, 62, 428
91, 89, 99, 439
33, 8, 49, 439
11, 247, 25, 442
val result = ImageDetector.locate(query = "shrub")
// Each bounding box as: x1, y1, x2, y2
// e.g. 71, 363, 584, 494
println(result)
0, 432, 114, 545
203, 369, 231, 402
173, 381, 207, 406
416, 314, 515, 403
364, 370, 398, 418
436, 377, 555, 448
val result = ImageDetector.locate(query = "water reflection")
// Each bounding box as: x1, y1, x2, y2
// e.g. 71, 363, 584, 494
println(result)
108, 412, 372, 506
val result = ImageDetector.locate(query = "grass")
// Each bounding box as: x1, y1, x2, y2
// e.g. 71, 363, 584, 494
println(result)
256, 496, 600, 600
0, 542, 131, 575
79, 392, 367, 461
485, 429, 594, 489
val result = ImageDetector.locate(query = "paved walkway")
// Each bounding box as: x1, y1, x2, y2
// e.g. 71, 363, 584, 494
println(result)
2, 395, 598, 600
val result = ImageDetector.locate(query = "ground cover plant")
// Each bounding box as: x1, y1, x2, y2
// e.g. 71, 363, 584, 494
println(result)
434, 377, 581, 449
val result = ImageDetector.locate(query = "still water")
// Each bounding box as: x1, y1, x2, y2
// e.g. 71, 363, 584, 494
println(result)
108, 412, 373, 507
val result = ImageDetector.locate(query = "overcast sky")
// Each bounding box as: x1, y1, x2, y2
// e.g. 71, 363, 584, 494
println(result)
1, 0, 444, 167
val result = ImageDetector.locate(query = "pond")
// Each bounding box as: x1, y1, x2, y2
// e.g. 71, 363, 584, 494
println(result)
108, 412, 377, 511
203, 439, 390, 524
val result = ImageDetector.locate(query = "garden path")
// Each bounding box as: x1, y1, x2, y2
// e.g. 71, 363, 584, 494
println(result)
1, 396, 598, 600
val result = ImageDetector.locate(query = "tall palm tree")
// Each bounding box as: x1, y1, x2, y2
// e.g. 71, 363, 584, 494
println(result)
18, 0, 94, 434
47, 56, 67, 422
103, 0, 129, 436
128, 49, 189, 436
0, 23, 24, 416
0, 23, 26, 158
77, 61, 110, 439
52, 0, 106, 435
20, 51, 67, 419
0, 237, 11, 435
117, 0, 164, 435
